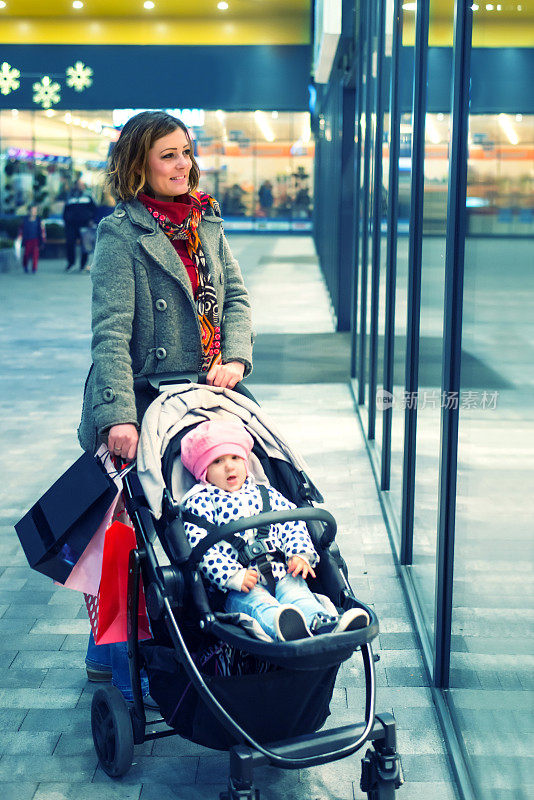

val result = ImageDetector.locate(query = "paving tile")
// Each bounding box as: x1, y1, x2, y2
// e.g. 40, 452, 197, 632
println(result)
11, 651, 81, 670
400, 753, 457, 783
0, 652, 17, 669
140, 787, 211, 800
0, 784, 39, 800
0, 731, 60, 755
385, 667, 429, 687
0, 633, 66, 650
0, 668, 48, 689
0, 754, 97, 782
390, 705, 440, 730
92, 756, 198, 785
0, 708, 28, 732
29, 619, 90, 634
20, 708, 89, 733
34, 785, 142, 800
0, 688, 82, 709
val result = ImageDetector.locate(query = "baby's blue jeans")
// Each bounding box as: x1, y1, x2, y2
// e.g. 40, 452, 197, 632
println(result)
225, 574, 331, 638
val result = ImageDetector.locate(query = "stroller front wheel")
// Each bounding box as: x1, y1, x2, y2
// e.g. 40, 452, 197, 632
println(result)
91, 685, 134, 777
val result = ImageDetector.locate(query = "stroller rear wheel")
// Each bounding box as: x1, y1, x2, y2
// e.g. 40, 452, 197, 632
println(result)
91, 685, 134, 777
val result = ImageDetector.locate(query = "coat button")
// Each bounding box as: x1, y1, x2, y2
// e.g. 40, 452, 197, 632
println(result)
102, 387, 115, 402
155, 347, 167, 360
155, 298, 167, 311
114, 209, 125, 218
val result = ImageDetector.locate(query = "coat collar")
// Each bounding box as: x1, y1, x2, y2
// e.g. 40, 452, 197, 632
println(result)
119, 198, 221, 306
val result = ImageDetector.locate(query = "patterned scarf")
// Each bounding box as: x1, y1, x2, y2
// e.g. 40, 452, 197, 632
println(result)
144, 190, 222, 374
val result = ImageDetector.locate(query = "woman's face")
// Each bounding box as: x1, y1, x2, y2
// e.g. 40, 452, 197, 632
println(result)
145, 127, 192, 201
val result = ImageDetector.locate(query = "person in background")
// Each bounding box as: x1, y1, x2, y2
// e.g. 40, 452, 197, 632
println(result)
19, 204, 45, 274
63, 178, 97, 271
258, 180, 274, 218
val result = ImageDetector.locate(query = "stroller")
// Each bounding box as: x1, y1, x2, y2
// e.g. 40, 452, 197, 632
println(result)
90, 373, 403, 800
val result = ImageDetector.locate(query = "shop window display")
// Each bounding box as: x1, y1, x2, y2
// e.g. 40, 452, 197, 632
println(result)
0, 109, 314, 241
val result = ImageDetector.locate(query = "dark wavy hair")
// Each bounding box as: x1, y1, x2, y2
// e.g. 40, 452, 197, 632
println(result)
106, 110, 200, 201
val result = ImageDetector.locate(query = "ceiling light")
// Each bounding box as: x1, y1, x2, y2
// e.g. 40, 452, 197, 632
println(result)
301, 116, 311, 145
0, 2, 7, 9
471, 3, 479, 9
217, 1, 229, 9
72, 1, 84, 8
44, 109, 56, 117
498, 113, 519, 145
144, 1, 155, 8
402, 2, 417, 10
426, 117, 441, 145
254, 110, 275, 143
485, 3, 494, 10
437, 112, 445, 121
515, 114, 523, 122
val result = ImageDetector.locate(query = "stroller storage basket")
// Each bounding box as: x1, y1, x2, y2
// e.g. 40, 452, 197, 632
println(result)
142, 640, 340, 750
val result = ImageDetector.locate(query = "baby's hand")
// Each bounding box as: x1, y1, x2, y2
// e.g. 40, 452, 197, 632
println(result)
241, 569, 258, 593
287, 556, 316, 580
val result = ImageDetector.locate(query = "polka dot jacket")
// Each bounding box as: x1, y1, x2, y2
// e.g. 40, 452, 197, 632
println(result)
181, 478, 319, 592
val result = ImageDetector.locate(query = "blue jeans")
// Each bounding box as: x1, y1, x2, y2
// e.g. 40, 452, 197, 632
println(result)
225, 575, 332, 639
85, 631, 149, 702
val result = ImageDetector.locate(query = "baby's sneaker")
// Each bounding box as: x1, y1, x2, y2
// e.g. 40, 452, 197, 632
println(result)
274, 605, 312, 641
333, 608, 370, 633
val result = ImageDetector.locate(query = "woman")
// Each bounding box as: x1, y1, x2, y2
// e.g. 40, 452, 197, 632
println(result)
78, 110, 253, 700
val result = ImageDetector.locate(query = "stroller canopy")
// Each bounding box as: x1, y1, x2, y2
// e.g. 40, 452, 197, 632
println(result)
136, 383, 321, 518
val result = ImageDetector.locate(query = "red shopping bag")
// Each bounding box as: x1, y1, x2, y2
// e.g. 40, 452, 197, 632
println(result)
85, 520, 152, 645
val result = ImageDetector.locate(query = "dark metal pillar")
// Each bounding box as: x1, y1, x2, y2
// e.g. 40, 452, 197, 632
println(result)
434, 0, 473, 690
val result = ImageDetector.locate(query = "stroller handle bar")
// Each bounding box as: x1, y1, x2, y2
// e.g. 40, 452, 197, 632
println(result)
185, 507, 337, 568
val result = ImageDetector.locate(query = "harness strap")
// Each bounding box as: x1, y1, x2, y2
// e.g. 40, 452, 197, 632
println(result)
242, 484, 277, 591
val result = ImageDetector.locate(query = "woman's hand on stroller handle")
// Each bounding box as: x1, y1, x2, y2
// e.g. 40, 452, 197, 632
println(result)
107, 423, 139, 461
287, 556, 316, 580
206, 360, 245, 390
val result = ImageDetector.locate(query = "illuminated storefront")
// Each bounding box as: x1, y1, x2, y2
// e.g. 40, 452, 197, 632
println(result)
0, 107, 314, 231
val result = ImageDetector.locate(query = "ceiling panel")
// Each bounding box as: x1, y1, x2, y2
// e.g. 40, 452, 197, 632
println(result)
1, 0, 309, 17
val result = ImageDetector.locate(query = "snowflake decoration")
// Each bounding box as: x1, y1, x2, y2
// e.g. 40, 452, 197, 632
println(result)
33, 76, 61, 109
0, 62, 20, 96
66, 61, 93, 92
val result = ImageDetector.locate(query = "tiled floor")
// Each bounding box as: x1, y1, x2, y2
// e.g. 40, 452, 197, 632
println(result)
0, 237, 459, 800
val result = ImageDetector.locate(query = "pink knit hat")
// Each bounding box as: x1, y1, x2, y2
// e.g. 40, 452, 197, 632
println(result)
180, 420, 254, 482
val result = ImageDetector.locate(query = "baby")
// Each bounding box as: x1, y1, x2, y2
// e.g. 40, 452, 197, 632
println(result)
180, 419, 369, 641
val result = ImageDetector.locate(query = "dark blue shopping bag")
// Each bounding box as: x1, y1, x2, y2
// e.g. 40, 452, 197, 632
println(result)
15, 451, 118, 584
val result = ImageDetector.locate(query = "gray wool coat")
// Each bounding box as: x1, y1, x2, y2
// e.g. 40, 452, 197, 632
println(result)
78, 198, 253, 453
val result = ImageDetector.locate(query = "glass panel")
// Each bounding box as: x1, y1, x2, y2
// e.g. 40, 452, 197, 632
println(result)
373, 46, 392, 456
358, 0, 377, 429
449, 7, 534, 799
408, 0, 454, 640
388, 12, 416, 530
196, 111, 314, 226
